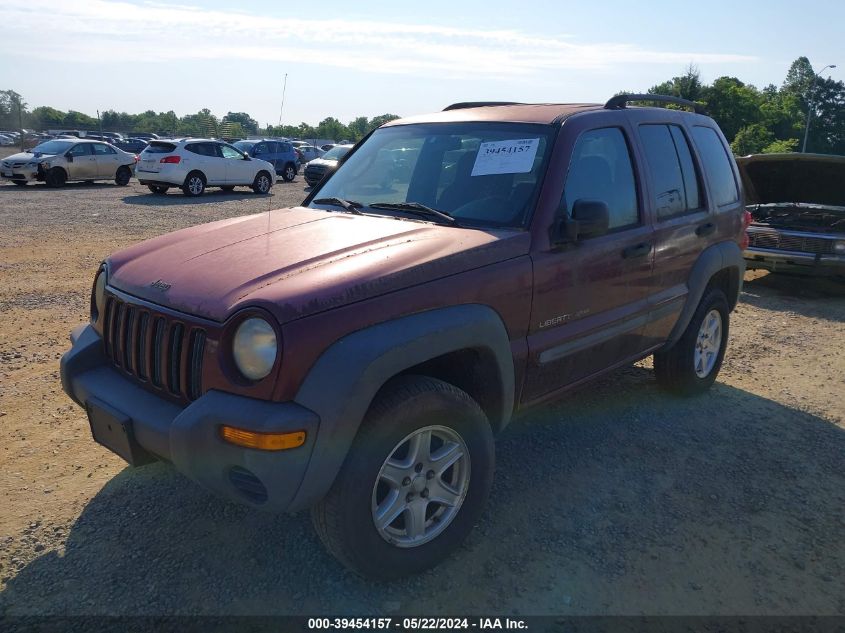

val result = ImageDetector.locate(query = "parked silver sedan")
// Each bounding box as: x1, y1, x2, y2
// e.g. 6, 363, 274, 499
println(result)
1, 139, 138, 187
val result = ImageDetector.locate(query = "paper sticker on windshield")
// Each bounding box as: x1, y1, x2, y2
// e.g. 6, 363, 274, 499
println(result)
471, 138, 540, 176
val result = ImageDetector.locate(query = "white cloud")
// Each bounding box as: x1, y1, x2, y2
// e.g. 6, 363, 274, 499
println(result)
2, 0, 756, 77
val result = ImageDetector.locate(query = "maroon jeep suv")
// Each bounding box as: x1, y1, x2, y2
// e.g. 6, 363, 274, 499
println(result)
61, 95, 747, 578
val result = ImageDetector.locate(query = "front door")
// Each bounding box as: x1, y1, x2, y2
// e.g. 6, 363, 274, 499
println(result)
221, 143, 253, 184
524, 125, 654, 403
65, 143, 97, 179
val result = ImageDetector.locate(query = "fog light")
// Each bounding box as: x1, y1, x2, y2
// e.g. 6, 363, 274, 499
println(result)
219, 426, 306, 451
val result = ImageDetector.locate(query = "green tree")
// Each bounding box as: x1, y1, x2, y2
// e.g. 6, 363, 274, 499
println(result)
649, 64, 705, 102
761, 138, 799, 153
730, 124, 775, 156
30, 106, 67, 130
369, 114, 401, 130
702, 77, 762, 142
223, 112, 258, 135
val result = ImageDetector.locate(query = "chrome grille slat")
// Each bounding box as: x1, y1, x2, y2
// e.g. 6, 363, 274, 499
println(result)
101, 293, 205, 401
748, 229, 835, 255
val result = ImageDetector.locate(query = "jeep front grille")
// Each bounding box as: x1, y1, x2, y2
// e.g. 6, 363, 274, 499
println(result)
102, 294, 206, 401
747, 228, 835, 255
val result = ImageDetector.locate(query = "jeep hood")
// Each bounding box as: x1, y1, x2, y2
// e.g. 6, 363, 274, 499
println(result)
737, 153, 845, 208
106, 207, 528, 323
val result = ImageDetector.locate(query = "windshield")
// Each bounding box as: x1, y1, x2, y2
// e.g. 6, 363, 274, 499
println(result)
30, 140, 74, 155
308, 123, 552, 228
322, 145, 351, 161
233, 141, 255, 151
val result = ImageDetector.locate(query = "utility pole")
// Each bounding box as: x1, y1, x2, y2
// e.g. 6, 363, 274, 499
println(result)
17, 97, 24, 152
277, 73, 288, 132
97, 109, 103, 139
802, 63, 837, 153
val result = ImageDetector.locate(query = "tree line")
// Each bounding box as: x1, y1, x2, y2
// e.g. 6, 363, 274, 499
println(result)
1, 56, 842, 153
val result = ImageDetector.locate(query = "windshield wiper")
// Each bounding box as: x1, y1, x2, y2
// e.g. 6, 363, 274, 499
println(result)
368, 202, 461, 226
313, 197, 364, 215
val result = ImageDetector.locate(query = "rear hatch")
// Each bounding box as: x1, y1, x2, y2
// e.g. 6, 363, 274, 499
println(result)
139, 141, 177, 173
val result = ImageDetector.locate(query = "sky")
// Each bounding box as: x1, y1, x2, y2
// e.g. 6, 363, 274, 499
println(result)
1, 0, 842, 127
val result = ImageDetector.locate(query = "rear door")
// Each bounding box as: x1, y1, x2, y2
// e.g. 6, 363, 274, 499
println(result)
91, 142, 121, 178
185, 142, 225, 184
65, 143, 97, 179
524, 120, 655, 402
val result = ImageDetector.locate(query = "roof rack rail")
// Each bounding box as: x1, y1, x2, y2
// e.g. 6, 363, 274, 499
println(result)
442, 101, 522, 111
604, 94, 707, 115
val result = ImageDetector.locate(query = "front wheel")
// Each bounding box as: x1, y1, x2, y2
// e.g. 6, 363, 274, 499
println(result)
252, 170, 272, 194
115, 166, 131, 186
45, 167, 67, 188
311, 376, 494, 579
281, 163, 297, 182
654, 287, 729, 396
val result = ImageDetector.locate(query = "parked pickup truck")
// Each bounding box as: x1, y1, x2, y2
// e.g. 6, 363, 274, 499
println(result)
61, 95, 748, 579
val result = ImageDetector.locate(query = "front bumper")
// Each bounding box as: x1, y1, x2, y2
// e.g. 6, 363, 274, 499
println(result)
61, 324, 320, 512
1, 167, 38, 183
744, 247, 845, 276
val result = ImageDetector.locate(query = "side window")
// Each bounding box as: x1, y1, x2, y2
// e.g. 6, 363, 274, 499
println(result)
92, 143, 116, 155
280, 143, 291, 153
563, 127, 639, 230
220, 144, 243, 160
68, 144, 91, 157
639, 124, 697, 219
691, 126, 739, 207
253, 143, 267, 156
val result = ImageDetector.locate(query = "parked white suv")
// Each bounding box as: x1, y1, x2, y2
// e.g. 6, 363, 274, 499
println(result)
136, 139, 276, 196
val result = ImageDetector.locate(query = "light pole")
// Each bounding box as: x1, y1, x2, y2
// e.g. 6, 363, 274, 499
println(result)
801, 63, 836, 153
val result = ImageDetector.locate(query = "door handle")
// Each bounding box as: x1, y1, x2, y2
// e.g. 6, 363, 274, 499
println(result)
622, 242, 651, 259
696, 222, 715, 237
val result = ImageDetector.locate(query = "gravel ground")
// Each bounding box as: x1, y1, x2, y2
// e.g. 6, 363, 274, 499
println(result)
0, 162, 843, 617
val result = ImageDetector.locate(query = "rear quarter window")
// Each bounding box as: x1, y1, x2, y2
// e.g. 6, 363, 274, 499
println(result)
691, 126, 739, 207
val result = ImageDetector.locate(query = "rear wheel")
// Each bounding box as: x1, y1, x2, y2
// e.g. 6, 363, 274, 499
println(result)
148, 185, 169, 195
311, 375, 494, 579
115, 166, 131, 186
45, 167, 67, 188
252, 170, 272, 194
282, 163, 297, 182
654, 287, 729, 396
182, 171, 205, 196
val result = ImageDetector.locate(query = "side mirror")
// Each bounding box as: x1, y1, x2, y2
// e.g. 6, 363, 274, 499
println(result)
65, 153, 74, 162
552, 199, 610, 244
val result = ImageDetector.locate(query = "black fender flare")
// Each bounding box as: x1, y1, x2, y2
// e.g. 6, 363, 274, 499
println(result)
288, 304, 514, 511
665, 240, 745, 348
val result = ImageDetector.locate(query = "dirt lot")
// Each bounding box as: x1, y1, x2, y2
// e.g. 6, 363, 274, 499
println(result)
0, 157, 843, 616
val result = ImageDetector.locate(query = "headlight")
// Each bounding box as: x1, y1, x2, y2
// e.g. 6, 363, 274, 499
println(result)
232, 317, 277, 380
91, 267, 107, 323
834, 241, 845, 254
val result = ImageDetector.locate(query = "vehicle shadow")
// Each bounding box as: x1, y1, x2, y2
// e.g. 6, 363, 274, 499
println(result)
122, 189, 268, 206
0, 181, 119, 193
742, 270, 845, 322
1, 367, 843, 616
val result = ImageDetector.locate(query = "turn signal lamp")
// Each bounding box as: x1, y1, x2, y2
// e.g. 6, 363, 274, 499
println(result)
219, 426, 305, 451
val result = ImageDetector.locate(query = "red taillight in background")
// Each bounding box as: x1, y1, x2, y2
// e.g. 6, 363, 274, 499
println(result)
160, 155, 181, 164
134, 154, 140, 163
740, 209, 752, 250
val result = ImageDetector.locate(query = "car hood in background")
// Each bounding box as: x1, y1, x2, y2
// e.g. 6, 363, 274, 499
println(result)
106, 206, 528, 323
305, 158, 339, 168
2, 151, 55, 163
737, 153, 845, 207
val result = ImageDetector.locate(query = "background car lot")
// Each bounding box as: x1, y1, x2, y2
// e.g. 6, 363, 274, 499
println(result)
0, 155, 842, 615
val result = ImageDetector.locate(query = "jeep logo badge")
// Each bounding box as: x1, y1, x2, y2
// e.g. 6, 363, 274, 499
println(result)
150, 279, 171, 291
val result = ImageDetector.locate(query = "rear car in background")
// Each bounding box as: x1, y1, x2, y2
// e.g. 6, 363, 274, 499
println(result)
113, 138, 149, 154
740, 153, 845, 277
136, 138, 276, 196
1, 139, 137, 187
297, 144, 324, 163
304, 143, 353, 187
232, 139, 299, 182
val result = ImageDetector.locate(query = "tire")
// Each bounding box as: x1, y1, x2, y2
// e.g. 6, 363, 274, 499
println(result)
45, 167, 67, 188
654, 287, 729, 396
221, 185, 235, 192
281, 163, 297, 182
115, 166, 131, 186
182, 171, 205, 197
12, 180, 27, 187
252, 170, 272, 194
311, 375, 494, 579
148, 185, 169, 195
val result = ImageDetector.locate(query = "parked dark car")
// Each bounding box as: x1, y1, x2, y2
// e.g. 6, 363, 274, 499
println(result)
740, 153, 845, 277
113, 138, 149, 154
132, 133, 160, 141
62, 94, 747, 579
304, 143, 353, 187
233, 138, 299, 182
